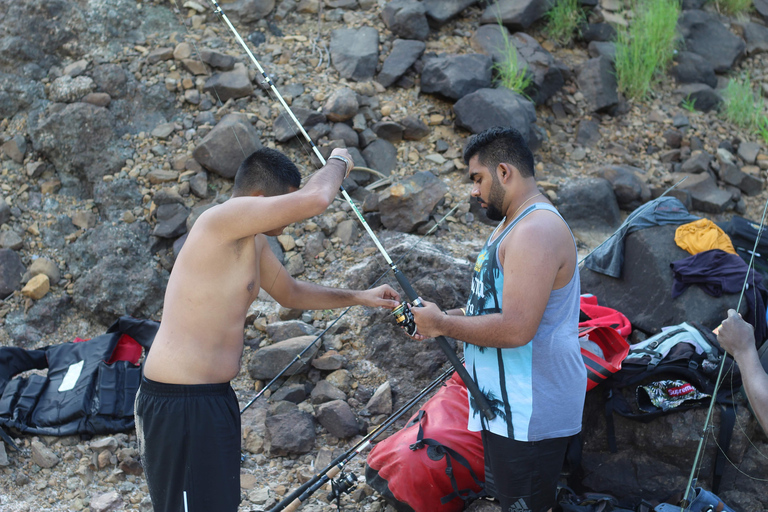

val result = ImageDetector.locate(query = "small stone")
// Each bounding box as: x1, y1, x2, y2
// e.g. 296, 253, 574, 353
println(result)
174, 42, 193, 60
31, 441, 59, 468
147, 170, 180, 184
41, 179, 62, 195
29, 257, 60, 284
22, 274, 50, 300
71, 211, 97, 230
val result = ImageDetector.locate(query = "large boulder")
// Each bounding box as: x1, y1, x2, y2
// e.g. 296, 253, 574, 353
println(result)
577, 56, 619, 114
422, 0, 480, 26
381, 0, 430, 41
479, 0, 556, 32
580, 224, 743, 334
556, 177, 622, 234
377, 39, 426, 88
378, 171, 449, 233
247, 335, 321, 380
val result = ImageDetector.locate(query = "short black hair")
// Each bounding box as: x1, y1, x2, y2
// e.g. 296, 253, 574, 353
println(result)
463, 126, 535, 178
234, 147, 301, 196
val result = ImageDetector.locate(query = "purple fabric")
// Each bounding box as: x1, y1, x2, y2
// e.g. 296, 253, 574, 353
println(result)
671, 249, 768, 345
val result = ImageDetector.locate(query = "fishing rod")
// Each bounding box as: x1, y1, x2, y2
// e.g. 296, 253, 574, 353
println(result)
240, 203, 462, 415
265, 361, 460, 512
205, 0, 495, 422
680, 194, 768, 509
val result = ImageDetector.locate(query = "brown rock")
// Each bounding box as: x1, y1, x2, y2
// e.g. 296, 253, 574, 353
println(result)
22, 274, 50, 300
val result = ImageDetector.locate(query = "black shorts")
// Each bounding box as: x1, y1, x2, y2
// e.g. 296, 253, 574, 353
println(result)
481, 430, 569, 512
135, 377, 241, 512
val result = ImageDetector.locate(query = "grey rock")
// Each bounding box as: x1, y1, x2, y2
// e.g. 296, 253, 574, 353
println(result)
597, 166, 652, 211
757, 0, 768, 22
479, 0, 555, 31
576, 120, 601, 148
29, 257, 60, 285
322, 87, 359, 122
94, 179, 143, 222
587, 41, 616, 63
334, 219, 359, 245
226, 0, 276, 23
663, 129, 683, 149
311, 351, 346, 370
90, 63, 130, 99
678, 10, 745, 73
330, 27, 379, 82
580, 23, 617, 43
304, 231, 326, 259
674, 83, 722, 113
0, 248, 25, 299
285, 253, 304, 276
453, 88, 537, 144
203, 65, 253, 102
738, 141, 761, 164
0, 72, 45, 120
189, 171, 208, 198
266, 320, 319, 342
272, 383, 309, 404
90, 491, 123, 512
671, 172, 732, 213
31, 441, 58, 469
402, 115, 430, 140
193, 113, 262, 179
381, 0, 430, 41
199, 48, 237, 70
311, 380, 347, 404
48, 75, 94, 103
326, 368, 354, 393
510, 32, 564, 105
422, 0, 479, 26
2, 135, 27, 164
265, 408, 315, 456
372, 121, 404, 143
378, 171, 448, 233
152, 203, 190, 239
28, 102, 127, 188
670, 51, 717, 89
680, 151, 712, 174
364, 381, 392, 415
556, 178, 622, 233
330, 123, 359, 147
248, 335, 321, 380
362, 139, 398, 175
0, 441, 7, 466
581, 224, 743, 334
0, 231, 23, 250
421, 53, 492, 100
718, 163, 764, 196
65, 222, 168, 323
274, 107, 326, 143
377, 39, 426, 88
577, 56, 619, 114
316, 400, 359, 438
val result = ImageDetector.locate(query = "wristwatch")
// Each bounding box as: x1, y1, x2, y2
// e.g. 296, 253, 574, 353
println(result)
328, 155, 352, 178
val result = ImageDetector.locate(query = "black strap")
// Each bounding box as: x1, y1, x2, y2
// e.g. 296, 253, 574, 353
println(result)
712, 403, 736, 494
0, 426, 19, 452
605, 389, 618, 453
408, 410, 486, 504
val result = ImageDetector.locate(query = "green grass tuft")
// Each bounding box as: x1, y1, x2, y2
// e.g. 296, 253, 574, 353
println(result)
714, 0, 753, 16
615, 0, 681, 101
544, 0, 584, 46
492, 25, 532, 97
722, 76, 765, 130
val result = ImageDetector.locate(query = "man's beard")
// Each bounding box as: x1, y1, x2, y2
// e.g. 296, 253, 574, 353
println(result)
484, 180, 506, 221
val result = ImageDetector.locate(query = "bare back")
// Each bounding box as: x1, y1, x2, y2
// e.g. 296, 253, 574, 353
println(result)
143, 213, 270, 384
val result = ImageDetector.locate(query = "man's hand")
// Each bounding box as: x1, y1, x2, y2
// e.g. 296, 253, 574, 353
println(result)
410, 298, 444, 341
359, 285, 401, 309
718, 309, 756, 360
329, 147, 354, 177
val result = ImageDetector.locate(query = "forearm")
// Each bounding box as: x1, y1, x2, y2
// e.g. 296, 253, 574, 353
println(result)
434, 312, 531, 348
301, 159, 347, 210
279, 280, 363, 310
735, 349, 768, 434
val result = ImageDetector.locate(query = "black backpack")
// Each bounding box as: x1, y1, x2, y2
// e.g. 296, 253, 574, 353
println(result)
604, 322, 741, 493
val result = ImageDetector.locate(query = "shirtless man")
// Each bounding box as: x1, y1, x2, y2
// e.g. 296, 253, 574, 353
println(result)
411, 127, 585, 512
135, 147, 400, 512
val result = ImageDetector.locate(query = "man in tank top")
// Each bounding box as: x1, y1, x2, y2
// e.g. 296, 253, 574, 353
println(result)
411, 126, 586, 512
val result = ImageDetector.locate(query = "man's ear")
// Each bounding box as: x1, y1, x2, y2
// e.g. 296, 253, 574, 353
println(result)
497, 163, 516, 183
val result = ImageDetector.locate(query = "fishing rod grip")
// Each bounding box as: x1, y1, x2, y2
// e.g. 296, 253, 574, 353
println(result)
391, 269, 495, 422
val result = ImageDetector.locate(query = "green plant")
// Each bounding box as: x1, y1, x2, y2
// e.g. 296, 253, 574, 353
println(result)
492, 23, 532, 96
615, 0, 681, 100
722, 76, 764, 130
714, 0, 753, 16
544, 0, 584, 46
681, 95, 697, 112
757, 116, 768, 145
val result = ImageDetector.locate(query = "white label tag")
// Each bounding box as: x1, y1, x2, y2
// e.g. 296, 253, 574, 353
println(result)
58, 360, 84, 392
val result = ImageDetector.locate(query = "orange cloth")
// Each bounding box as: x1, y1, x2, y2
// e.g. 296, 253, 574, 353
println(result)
674, 218, 736, 255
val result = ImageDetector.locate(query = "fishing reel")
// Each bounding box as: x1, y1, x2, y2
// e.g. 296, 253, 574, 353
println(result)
392, 302, 417, 337
326, 472, 358, 502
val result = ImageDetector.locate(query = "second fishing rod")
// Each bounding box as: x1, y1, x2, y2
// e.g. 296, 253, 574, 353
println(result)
206, 0, 495, 423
